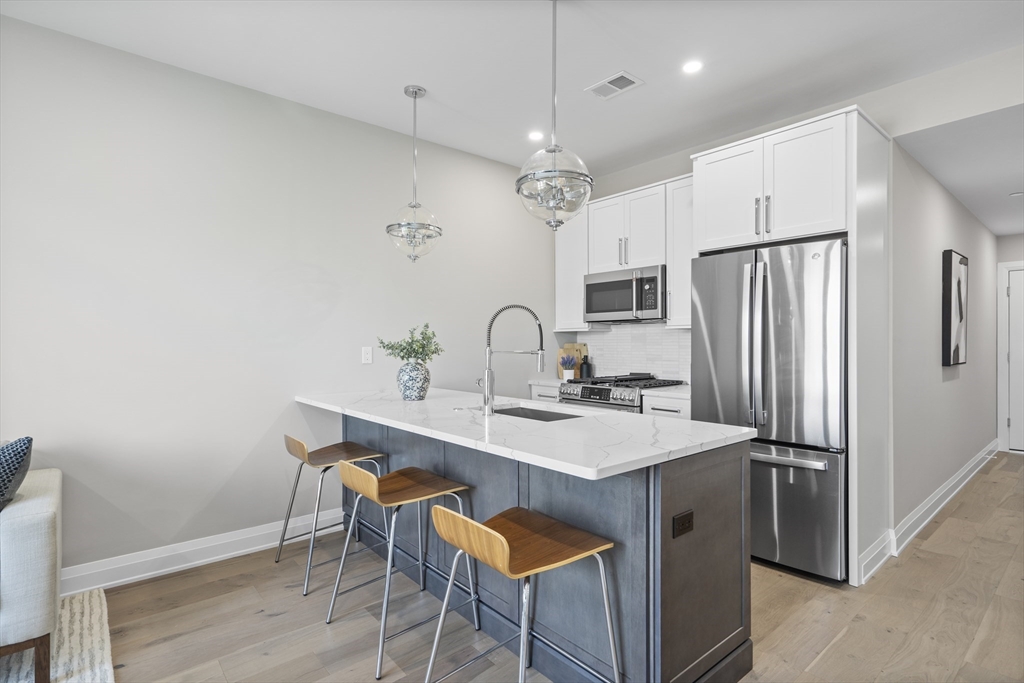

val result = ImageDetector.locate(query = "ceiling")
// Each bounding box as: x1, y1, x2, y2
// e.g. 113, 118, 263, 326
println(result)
896, 105, 1024, 236
1, 0, 1022, 178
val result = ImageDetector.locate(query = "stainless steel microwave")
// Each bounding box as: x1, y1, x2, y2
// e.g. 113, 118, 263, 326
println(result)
584, 265, 667, 323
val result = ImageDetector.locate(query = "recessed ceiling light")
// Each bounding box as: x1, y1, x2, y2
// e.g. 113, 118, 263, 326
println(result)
682, 60, 704, 74
529, 131, 544, 141
1010, 191, 1024, 197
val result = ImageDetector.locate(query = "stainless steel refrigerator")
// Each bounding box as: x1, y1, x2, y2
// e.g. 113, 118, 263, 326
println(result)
691, 237, 846, 580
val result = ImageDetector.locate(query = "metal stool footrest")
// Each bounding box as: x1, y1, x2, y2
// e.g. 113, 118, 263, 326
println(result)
431, 634, 519, 683
384, 597, 477, 643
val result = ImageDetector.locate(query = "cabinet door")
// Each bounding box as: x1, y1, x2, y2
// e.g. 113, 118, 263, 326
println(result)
554, 212, 589, 331
665, 177, 693, 328
763, 114, 846, 241
588, 197, 625, 274
624, 185, 666, 268
693, 139, 764, 253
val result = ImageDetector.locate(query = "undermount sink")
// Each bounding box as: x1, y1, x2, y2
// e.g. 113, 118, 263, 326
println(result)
492, 406, 582, 422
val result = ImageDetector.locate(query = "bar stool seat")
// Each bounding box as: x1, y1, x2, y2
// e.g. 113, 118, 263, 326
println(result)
276, 435, 387, 597
327, 461, 480, 681
426, 506, 621, 683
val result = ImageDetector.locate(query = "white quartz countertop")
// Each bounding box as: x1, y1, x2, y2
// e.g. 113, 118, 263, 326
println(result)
296, 388, 754, 480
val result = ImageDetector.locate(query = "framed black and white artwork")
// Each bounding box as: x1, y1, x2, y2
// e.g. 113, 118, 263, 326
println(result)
942, 249, 968, 366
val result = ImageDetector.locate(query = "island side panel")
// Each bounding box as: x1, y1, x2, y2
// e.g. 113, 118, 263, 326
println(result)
341, 415, 388, 517
438, 441, 520, 622
655, 441, 751, 683
526, 465, 650, 683
384, 426, 447, 572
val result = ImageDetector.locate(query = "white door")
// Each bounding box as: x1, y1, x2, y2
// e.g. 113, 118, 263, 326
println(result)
665, 177, 693, 328
693, 139, 764, 253
623, 185, 666, 268
1010, 269, 1024, 451
554, 212, 589, 332
588, 196, 625, 274
763, 114, 847, 241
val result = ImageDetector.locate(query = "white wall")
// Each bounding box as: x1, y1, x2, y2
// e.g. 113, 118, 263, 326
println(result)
998, 234, 1024, 263
891, 144, 998, 524
593, 45, 1024, 199
0, 17, 558, 567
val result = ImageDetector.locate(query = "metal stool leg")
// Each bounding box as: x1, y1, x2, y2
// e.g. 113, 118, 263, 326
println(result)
365, 458, 389, 539
276, 461, 304, 562
417, 501, 426, 590
525, 575, 535, 669
595, 553, 622, 683
424, 549, 464, 683
326, 494, 363, 624
303, 465, 333, 596
447, 493, 480, 630
519, 575, 532, 683
376, 505, 403, 680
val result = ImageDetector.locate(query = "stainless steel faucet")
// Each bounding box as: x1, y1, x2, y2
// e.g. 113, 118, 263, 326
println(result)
480, 305, 545, 415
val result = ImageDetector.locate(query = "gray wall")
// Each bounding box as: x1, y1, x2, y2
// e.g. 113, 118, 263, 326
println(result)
997, 234, 1024, 263
592, 45, 1024, 199
0, 17, 557, 567
891, 144, 998, 524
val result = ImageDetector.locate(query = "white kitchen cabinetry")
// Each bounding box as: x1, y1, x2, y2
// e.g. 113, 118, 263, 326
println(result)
554, 212, 589, 332
588, 186, 666, 273
665, 176, 693, 328
530, 385, 560, 403
642, 395, 690, 419
693, 112, 847, 253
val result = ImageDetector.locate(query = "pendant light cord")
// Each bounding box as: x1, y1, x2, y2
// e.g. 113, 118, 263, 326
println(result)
550, 0, 557, 148
412, 90, 419, 206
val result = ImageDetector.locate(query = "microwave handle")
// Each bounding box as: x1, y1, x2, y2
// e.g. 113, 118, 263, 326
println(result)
632, 271, 639, 319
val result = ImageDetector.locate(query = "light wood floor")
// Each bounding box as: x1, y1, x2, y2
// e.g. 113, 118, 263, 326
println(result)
106, 452, 1023, 683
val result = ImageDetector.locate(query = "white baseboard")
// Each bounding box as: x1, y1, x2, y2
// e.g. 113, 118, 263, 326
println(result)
60, 507, 346, 597
892, 438, 998, 556
858, 529, 895, 585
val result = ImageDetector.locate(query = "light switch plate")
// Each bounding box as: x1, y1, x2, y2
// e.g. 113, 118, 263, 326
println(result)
361, 347, 373, 364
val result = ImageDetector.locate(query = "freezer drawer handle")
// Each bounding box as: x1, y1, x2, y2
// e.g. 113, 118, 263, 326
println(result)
751, 452, 828, 471
650, 406, 682, 414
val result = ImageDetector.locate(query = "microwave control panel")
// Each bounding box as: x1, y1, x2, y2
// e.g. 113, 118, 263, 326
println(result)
641, 279, 659, 310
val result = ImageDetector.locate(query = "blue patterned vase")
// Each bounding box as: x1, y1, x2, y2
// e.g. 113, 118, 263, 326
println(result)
397, 361, 430, 400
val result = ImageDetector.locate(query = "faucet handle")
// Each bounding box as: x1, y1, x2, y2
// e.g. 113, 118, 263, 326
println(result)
475, 378, 484, 388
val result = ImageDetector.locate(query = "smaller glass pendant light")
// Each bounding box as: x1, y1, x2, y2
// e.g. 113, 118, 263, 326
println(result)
386, 85, 442, 262
515, 0, 593, 230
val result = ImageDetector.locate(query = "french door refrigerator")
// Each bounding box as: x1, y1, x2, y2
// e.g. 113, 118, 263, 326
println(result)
691, 236, 847, 580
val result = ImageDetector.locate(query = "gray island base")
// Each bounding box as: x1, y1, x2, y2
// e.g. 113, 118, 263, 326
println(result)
296, 390, 754, 682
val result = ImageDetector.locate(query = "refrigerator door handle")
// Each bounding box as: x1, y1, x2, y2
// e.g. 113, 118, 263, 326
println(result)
753, 260, 767, 425
741, 263, 753, 424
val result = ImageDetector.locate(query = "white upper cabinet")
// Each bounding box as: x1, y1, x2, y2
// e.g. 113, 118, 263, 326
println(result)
693, 140, 764, 253
589, 186, 666, 274
665, 177, 693, 328
693, 112, 849, 253
554, 212, 589, 332
623, 184, 666, 269
763, 114, 846, 242
587, 196, 625, 274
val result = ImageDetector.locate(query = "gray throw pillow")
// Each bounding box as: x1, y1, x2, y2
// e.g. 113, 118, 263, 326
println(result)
0, 436, 33, 511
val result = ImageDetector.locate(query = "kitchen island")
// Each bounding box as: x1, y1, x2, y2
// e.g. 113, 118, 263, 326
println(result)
296, 389, 756, 683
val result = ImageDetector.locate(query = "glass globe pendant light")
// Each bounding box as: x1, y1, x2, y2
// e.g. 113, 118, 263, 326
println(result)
515, 0, 593, 231
386, 85, 442, 262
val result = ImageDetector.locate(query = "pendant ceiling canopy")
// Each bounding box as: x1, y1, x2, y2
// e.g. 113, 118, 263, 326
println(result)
386, 85, 442, 262
515, 0, 594, 231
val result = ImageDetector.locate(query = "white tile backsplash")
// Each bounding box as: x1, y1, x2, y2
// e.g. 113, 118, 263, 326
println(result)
576, 324, 691, 381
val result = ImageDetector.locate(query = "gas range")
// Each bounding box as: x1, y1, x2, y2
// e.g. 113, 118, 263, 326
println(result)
557, 373, 687, 412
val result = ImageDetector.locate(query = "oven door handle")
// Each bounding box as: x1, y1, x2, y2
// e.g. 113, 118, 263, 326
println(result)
751, 452, 828, 471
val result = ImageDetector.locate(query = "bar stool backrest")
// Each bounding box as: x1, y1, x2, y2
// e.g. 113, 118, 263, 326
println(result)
432, 506, 512, 579
338, 460, 381, 505
284, 435, 311, 466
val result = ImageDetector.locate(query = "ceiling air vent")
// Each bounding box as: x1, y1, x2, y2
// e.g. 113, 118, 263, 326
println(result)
584, 71, 645, 100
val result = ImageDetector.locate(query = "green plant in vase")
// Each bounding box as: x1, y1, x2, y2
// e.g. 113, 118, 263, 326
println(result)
378, 324, 444, 400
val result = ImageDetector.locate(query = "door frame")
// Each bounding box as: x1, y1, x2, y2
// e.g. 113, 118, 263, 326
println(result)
997, 260, 1024, 453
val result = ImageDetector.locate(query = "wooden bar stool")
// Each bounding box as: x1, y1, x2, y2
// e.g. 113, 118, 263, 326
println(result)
276, 435, 388, 596
326, 461, 481, 681
425, 506, 622, 683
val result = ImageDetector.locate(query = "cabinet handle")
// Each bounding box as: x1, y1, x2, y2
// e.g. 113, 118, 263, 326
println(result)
754, 197, 761, 235
624, 237, 629, 264
618, 238, 623, 265
537, 393, 558, 399
765, 194, 772, 234
650, 406, 682, 414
